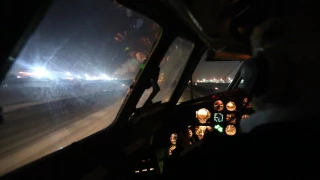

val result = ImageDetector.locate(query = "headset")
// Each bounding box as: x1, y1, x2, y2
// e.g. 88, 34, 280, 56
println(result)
232, 0, 300, 106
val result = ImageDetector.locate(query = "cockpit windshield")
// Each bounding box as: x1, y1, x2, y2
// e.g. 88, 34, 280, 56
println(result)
0, 0, 161, 175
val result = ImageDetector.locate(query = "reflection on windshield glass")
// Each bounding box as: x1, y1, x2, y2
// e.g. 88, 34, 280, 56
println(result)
0, 0, 160, 175
178, 61, 242, 103
136, 38, 194, 107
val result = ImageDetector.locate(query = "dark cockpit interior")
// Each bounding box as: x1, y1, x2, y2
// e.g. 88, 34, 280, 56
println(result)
1, 0, 319, 179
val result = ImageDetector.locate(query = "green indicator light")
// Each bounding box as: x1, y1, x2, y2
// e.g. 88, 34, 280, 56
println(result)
140, 64, 146, 69
214, 125, 223, 133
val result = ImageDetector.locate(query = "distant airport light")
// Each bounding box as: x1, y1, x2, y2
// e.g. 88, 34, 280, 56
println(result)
33, 67, 50, 78
101, 74, 112, 80
84, 74, 90, 80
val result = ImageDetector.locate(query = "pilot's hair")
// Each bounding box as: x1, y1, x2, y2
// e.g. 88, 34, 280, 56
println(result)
250, 0, 320, 105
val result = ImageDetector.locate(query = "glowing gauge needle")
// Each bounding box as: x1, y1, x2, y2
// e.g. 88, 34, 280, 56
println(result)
226, 101, 236, 111
225, 125, 236, 136
213, 100, 224, 111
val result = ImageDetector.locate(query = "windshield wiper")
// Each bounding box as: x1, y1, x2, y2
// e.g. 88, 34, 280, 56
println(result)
138, 65, 161, 109
142, 78, 160, 109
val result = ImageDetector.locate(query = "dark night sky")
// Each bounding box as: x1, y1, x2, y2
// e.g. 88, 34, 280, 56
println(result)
10, 0, 238, 80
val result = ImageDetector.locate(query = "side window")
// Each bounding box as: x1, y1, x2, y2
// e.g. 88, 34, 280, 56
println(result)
178, 59, 242, 103
136, 37, 194, 107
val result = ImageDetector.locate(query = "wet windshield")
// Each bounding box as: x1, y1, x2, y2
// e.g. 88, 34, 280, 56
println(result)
136, 38, 194, 107
0, 0, 160, 175
178, 59, 242, 103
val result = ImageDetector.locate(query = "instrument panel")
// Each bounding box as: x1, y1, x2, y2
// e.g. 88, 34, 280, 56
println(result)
192, 96, 253, 139
168, 89, 254, 153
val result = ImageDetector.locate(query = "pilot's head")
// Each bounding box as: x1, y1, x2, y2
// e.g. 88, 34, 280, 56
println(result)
241, 0, 320, 111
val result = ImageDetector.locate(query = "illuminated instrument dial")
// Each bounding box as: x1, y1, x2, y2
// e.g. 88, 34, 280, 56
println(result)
214, 113, 224, 123
243, 98, 248, 105
196, 108, 211, 124
226, 101, 236, 111
169, 145, 176, 155
206, 126, 213, 132
188, 128, 193, 138
243, 98, 252, 108
170, 133, 177, 145
195, 126, 209, 140
242, 114, 249, 120
226, 113, 236, 124
225, 124, 236, 136
213, 100, 224, 111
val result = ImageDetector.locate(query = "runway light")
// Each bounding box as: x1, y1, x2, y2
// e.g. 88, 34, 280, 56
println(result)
33, 67, 50, 78
101, 74, 112, 80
